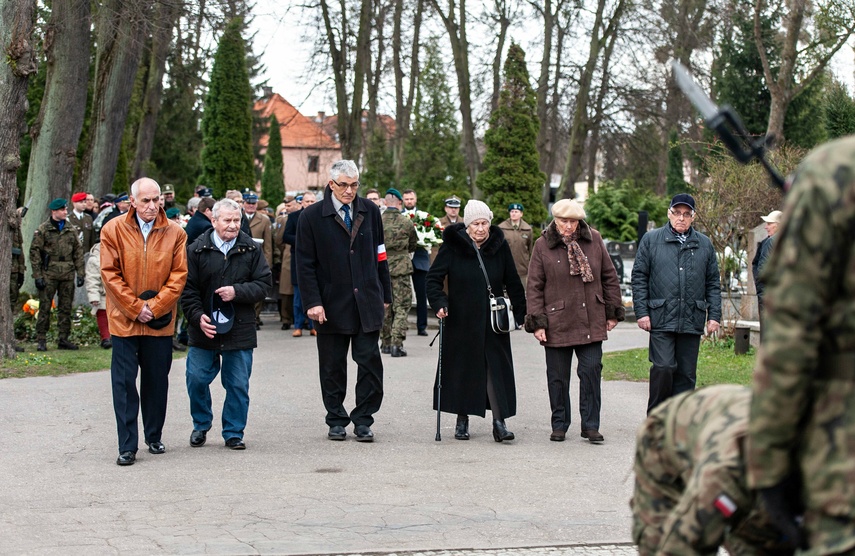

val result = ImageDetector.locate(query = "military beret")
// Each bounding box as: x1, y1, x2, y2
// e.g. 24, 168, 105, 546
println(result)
49, 198, 68, 211
508, 203, 524, 212
71, 192, 88, 203
385, 188, 403, 201
166, 207, 181, 219
163, 183, 175, 193
244, 193, 258, 203
445, 195, 462, 208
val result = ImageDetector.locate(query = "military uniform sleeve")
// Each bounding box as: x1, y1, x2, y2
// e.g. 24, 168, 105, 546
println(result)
29, 225, 45, 281
746, 170, 841, 489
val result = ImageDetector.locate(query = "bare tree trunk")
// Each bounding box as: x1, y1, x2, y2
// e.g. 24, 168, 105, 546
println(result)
488, 0, 516, 115
78, 0, 149, 198
132, 0, 178, 180
557, 0, 625, 200
349, 0, 372, 162
754, 0, 854, 143
0, 0, 37, 360
429, 0, 481, 198
366, 0, 390, 145
392, 0, 422, 182
587, 23, 618, 194
21, 0, 91, 294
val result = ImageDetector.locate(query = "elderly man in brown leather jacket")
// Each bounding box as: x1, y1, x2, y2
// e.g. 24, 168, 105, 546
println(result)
100, 177, 187, 466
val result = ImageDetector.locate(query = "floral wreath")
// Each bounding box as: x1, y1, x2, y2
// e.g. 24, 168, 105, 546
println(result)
409, 210, 444, 248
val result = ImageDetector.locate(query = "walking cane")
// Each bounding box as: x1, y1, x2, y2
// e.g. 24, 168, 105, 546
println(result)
430, 316, 445, 441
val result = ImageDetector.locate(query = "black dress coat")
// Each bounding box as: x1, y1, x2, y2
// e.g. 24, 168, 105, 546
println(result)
426, 223, 527, 418
296, 186, 392, 334
181, 229, 272, 351
184, 210, 213, 245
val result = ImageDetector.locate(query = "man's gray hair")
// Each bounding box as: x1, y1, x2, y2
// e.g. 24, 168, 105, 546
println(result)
330, 160, 359, 182
213, 198, 241, 220
130, 177, 160, 198
187, 197, 201, 211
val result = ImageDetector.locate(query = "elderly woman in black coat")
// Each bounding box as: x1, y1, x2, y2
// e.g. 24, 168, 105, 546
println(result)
426, 200, 527, 442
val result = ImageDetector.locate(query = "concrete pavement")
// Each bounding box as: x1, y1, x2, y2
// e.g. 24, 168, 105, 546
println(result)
0, 322, 650, 555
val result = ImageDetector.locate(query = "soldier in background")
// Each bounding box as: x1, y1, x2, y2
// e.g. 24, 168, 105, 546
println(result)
498, 202, 533, 289
747, 135, 855, 554
10, 206, 25, 306
632, 384, 800, 555
29, 198, 85, 352
439, 195, 462, 228
380, 188, 417, 357
68, 192, 95, 253
162, 184, 186, 215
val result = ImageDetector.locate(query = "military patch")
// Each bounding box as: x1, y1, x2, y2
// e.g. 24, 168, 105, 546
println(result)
714, 493, 737, 517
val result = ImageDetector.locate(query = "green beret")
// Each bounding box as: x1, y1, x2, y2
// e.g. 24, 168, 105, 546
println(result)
49, 198, 68, 211
508, 203, 524, 212
166, 207, 181, 219
385, 188, 403, 201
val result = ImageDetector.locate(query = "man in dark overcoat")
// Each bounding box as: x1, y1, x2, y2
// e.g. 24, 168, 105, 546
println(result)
296, 160, 392, 442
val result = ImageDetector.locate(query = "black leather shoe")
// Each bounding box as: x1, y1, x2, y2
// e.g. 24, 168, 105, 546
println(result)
116, 451, 136, 466
492, 419, 515, 442
417, 329, 428, 336
454, 415, 470, 440
380, 345, 391, 354
100, 338, 112, 349
390, 345, 407, 357
172, 339, 186, 351
281, 323, 291, 330
550, 430, 566, 442
37, 340, 47, 352
581, 429, 605, 443
190, 429, 208, 447
328, 425, 346, 441
57, 338, 79, 350
354, 424, 374, 442
146, 441, 165, 454
225, 437, 246, 450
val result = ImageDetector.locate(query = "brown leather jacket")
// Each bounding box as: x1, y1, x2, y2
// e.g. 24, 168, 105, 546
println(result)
100, 207, 188, 337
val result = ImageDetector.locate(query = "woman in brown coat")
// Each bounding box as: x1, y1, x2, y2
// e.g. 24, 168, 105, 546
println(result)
525, 199, 624, 443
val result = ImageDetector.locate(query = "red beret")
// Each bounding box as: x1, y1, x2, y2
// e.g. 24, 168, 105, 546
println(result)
71, 192, 87, 203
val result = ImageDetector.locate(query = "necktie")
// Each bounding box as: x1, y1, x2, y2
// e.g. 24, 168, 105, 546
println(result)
342, 204, 352, 231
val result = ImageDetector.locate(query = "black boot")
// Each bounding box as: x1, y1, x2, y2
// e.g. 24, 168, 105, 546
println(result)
454, 414, 469, 440
492, 419, 515, 442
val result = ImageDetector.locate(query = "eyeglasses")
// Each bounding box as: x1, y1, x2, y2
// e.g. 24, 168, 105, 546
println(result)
331, 179, 360, 191
669, 209, 694, 219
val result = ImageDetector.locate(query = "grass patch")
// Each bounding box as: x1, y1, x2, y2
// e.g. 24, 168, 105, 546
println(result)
603, 337, 756, 386
1, 343, 185, 379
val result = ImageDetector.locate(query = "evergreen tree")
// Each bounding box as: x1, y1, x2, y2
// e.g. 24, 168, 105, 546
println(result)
400, 38, 467, 216
477, 43, 547, 229
361, 127, 396, 191
783, 72, 828, 150
825, 79, 855, 139
584, 181, 668, 241
200, 17, 255, 198
260, 114, 284, 203
666, 129, 687, 197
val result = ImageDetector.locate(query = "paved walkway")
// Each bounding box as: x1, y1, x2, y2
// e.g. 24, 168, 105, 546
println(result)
1, 322, 650, 555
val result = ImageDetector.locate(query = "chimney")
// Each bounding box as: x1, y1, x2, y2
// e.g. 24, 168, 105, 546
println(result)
262, 86, 273, 98
317, 111, 326, 123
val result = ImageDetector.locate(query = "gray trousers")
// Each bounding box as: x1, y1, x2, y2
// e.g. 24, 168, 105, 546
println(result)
544, 342, 604, 433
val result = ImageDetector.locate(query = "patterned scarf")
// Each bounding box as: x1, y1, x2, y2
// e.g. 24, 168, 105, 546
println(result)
561, 227, 593, 283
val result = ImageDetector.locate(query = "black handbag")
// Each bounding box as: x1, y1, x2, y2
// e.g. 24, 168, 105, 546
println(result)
473, 241, 512, 334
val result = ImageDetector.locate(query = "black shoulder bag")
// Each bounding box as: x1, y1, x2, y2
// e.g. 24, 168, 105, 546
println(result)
473, 242, 512, 334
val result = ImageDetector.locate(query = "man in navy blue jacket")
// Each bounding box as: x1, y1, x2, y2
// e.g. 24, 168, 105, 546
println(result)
296, 160, 392, 442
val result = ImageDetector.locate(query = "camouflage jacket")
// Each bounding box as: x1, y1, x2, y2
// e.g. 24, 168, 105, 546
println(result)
747, 137, 855, 542
382, 208, 417, 277
11, 214, 25, 275
29, 218, 85, 281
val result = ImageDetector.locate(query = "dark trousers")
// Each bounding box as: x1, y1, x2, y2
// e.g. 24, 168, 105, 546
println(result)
545, 342, 604, 432
411, 268, 428, 332
111, 335, 173, 453
647, 331, 701, 413
316, 329, 384, 427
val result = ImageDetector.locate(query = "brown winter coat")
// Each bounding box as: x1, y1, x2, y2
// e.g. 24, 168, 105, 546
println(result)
248, 211, 273, 267
525, 220, 624, 347
100, 207, 188, 337
498, 218, 534, 282
274, 213, 293, 295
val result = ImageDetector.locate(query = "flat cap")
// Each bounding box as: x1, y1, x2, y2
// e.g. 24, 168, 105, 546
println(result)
551, 199, 586, 220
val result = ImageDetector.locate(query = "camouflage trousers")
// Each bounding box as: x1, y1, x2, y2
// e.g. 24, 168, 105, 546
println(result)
632, 414, 796, 556
10, 271, 21, 305
36, 278, 75, 341
381, 275, 412, 348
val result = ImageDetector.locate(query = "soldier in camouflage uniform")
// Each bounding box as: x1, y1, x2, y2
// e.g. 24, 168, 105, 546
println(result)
632, 384, 799, 555
380, 188, 417, 357
746, 135, 855, 555
29, 198, 85, 352
10, 207, 25, 305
